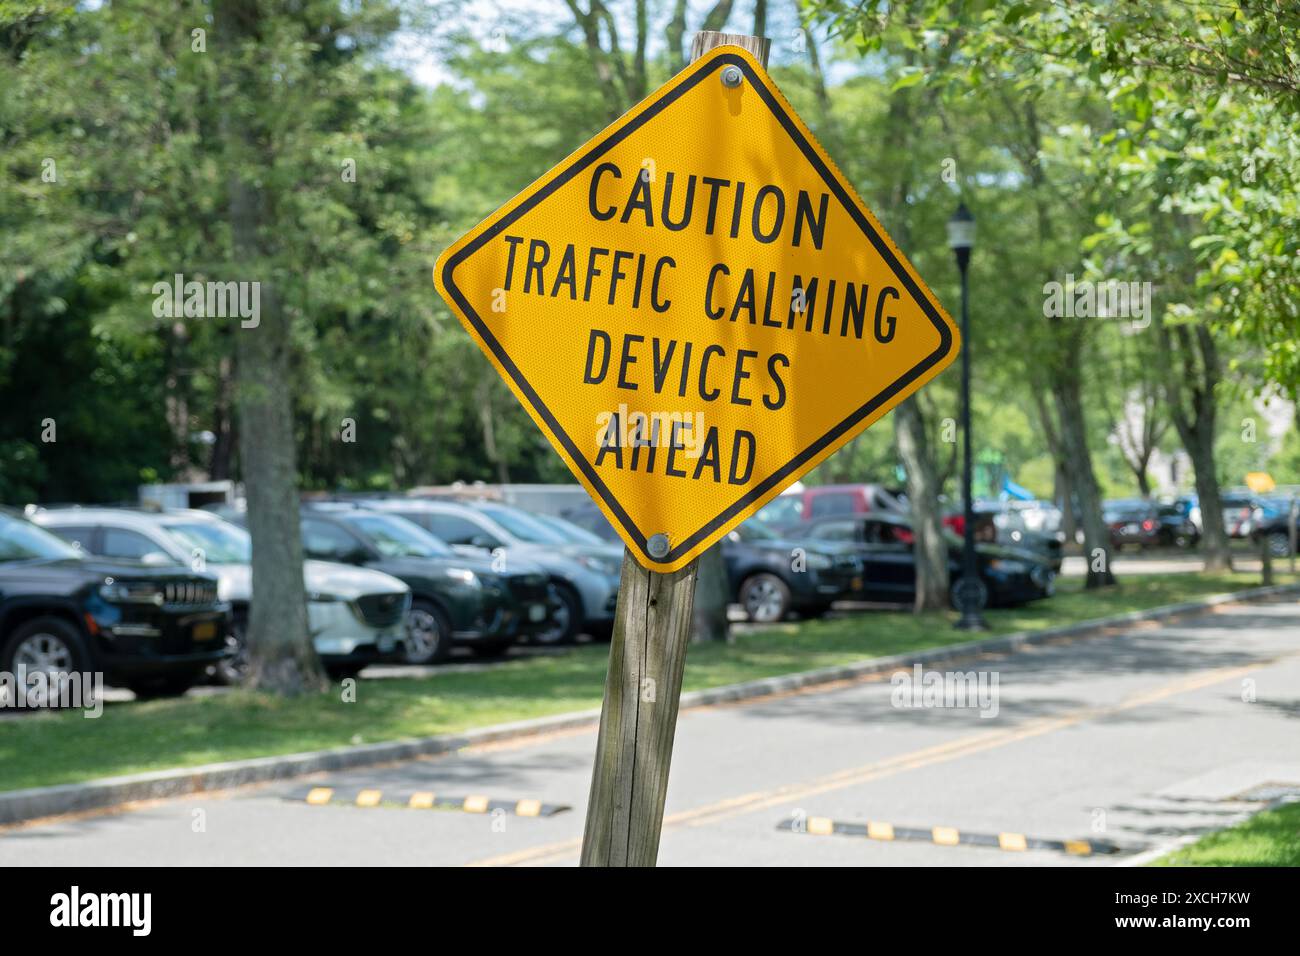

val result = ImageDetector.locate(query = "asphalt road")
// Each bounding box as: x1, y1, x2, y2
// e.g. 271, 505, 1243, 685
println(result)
4, 596, 1298, 866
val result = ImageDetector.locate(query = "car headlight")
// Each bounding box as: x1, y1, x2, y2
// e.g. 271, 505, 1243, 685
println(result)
805, 553, 833, 571
446, 568, 481, 587
98, 579, 164, 606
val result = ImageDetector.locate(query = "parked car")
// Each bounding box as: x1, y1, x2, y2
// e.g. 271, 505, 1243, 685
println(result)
297, 504, 552, 662
1155, 503, 1201, 548
751, 483, 904, 531
1102, 499, 1163, 550
943, 503, 1064, 571
721, 520, 863, 623
801, 511, 1054, 609
530, 512, 618, 550
0, 509, 229, 699
557, 501, 622, 544
1220, 493, 1258, 539
1250, 496, 1299, 557
33, 507, 410, 682
357, 499, 620, 644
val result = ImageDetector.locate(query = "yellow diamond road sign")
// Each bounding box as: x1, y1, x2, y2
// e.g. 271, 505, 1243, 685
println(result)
435, 46, 960, 572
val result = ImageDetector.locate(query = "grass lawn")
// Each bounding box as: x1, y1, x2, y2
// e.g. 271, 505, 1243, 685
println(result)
0, 570, 1290, 792
1151, 800, 1300, 866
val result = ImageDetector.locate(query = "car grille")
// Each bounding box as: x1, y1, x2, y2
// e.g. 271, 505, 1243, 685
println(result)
506, 573, 550, 603
352, 592, 411, 629
162, 579, 219, 608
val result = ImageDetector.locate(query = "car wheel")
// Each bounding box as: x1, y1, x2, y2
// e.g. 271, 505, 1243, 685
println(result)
1266, 531, 1291, 558
211, 615, 250, 686
535, 583, 582, 645
740, 573, 791, 623
1, 616, 89, 708
949, 575, 989, 611
403, 600, 453, 664
126, 671, 200, 700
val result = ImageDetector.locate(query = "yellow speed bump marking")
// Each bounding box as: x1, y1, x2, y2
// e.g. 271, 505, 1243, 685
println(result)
776, 817, 1121, 857
998, 832, 1028, 852
292, 787, 569, 816
931, 826, 960, 846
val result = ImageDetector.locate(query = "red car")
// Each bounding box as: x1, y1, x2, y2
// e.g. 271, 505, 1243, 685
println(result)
757, 484, 904, 529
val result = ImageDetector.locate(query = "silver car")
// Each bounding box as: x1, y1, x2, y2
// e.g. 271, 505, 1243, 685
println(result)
32, 507, 410, 681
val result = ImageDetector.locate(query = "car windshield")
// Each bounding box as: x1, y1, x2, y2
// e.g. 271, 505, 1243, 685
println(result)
477, 505, 568, 545
536, 514, 604, 544
0, 515, 81, 562
165, 521, 251, 563
735, 521, 779, 542
1104, 501, 1148, 520
344, 513, 451, 558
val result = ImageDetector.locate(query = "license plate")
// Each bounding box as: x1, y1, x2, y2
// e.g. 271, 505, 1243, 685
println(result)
193, 621, 217, 642
529, 603, 547, 622
1124, 523, 1139, 533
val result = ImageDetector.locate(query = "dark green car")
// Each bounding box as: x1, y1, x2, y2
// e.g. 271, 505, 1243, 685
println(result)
298, 505, 552, 663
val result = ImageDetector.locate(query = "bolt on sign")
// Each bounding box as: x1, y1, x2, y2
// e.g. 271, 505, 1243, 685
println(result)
435, 46, 959, 572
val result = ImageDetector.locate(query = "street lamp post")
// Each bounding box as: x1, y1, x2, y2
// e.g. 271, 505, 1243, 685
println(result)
947, 203, 986, 631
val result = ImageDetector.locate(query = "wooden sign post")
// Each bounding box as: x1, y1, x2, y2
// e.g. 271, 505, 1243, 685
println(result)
434, 29, 958, 868
579, 32, 771, 868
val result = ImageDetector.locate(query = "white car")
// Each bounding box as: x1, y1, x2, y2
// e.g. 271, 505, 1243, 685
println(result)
31, 507, 410, 682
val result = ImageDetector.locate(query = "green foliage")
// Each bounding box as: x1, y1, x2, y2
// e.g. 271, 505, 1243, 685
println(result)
1, 1, 1294, 507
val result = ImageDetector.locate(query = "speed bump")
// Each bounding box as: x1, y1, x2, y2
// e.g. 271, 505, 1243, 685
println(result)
776, 817, 1121, 856
288, 786, 570, 817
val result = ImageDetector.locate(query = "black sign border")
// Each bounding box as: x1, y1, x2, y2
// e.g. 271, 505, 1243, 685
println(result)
442, 50, 955, 567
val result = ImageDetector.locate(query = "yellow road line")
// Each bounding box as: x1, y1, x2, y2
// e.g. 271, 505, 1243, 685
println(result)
465, 657, 1273, 867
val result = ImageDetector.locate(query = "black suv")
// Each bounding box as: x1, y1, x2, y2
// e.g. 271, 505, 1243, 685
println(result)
296, 505, 552, 663
723, 521, 864, 622
0, 510, 229, 699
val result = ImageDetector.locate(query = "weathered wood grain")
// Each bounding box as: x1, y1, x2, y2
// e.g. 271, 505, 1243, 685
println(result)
579, 30, 771, 868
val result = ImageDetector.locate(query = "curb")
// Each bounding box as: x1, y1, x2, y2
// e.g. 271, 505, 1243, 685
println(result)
2, 581, 1295, 827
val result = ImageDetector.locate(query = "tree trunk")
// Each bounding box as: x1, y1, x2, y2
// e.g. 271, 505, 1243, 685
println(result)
1055, 363, 1116, 586
691, 545, 731, 642
895, 397, 949, 610
215, 0, 323, 694
1162, 323, 1232, 571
